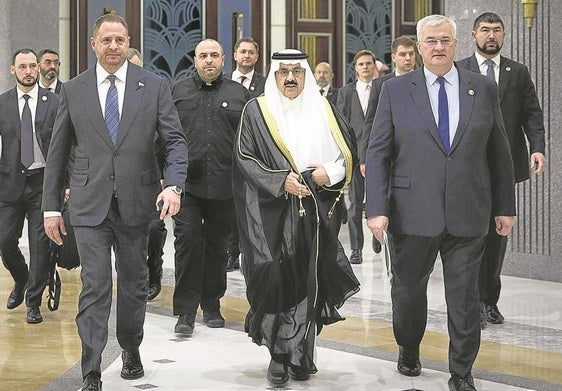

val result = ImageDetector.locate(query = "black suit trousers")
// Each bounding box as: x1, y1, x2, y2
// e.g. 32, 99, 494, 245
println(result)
347, 168, 365, 251
73, 198, 150, 377
391, 230, 485, 377
479, 217, 508, 305
172, 193, 234, 315
0, 173, 50, 306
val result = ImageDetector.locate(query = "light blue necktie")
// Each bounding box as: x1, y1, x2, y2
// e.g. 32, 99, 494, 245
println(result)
105, 75, 119, 145
485, 59, 495, 82
437, 77, 450, 153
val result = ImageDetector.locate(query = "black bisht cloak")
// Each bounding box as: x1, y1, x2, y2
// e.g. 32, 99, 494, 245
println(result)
233, 96, 361, 374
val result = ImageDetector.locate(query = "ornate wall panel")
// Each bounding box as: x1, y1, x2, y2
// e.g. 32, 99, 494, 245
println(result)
345, 0, 392, 83
143, 0, 202, 83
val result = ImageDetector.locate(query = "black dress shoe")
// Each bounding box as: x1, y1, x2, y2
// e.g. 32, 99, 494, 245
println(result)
175, 313, 195, 336
226, 253, 240, 272
147, 280, 161, 301
26, 306, 43, 324
479, 302, 488, 329
349, 249, 363, 264
486, 304, 505, 324
82, 371, 102, 391
448, 373, 476, 391
289, 366, 310, 381
120, 349, 144, 380
203, 309, 225, 328
7, 283, 25, 309
397, 346, 421, 376
267, 358, 288, 386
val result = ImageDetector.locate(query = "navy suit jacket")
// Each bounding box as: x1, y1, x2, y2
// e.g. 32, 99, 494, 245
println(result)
456, 55, 545, 182
43, 62, 188, 227
0, 87, 59, 202
365, 67, 515, 237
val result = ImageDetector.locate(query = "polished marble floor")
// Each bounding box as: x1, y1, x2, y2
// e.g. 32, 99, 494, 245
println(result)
0, 219, 561, 391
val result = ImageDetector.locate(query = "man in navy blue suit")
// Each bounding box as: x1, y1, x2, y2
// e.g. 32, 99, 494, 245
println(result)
366, 15, 515, 391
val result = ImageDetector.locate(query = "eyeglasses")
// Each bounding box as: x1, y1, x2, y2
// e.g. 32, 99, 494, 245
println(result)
42, 60, 61, 66
423, 38, 453, 47
276, 68, 305, 77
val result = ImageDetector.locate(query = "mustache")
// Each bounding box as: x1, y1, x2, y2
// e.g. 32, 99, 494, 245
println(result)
284, 80, 298, 87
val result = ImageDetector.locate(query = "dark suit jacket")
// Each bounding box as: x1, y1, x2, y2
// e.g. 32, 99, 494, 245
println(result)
325, 86, 338, 105
225, 71, 266, 98
456, 55, 545, 182
365, 67, 516, 237
337, 80, 376, 163
42, 63, 188, 227
360, 72, 395, 164
0, 87, 59, 202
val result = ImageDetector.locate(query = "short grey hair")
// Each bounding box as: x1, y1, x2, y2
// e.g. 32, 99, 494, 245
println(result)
416, 14, 457, 41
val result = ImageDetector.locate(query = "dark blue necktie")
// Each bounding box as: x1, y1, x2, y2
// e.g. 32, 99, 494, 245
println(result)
437, 77, 450, 153
105, 75, 119, 145
20, 94, 34, 168
485, 59, 495, 82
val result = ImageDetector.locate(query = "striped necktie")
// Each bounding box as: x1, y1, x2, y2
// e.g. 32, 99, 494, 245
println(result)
105, 75, 119, 145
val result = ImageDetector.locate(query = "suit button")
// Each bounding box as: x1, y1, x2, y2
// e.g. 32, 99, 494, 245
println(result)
113, 151, 118, 156
110, 174, 115, 179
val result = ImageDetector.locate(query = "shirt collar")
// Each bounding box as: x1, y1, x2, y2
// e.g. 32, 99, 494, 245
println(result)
96, 61, 128, 86
194, 72, 223, 90
232, 69, 254, 81
356, 78, 372, 90
423, 65, 458, 87
39, 78, 58, 91
17, 84, 39, 100
475, 52, 500, 68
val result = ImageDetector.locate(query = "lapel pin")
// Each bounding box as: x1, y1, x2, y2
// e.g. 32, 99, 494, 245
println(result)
222, 101, 228, 108
505, 66, 511, 72
468, 89, 475, 96
250, 85, 255, 91
138, 81, 144, 88
42, 95, 47, 101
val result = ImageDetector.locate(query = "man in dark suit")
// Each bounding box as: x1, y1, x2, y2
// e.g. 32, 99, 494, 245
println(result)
457, 12, 546, 328
314, 62, 338, 104
224, 37, 265, 272
337, 49, 379, 264
366, 15, 516, 391
0, 48, 59, 324
360, 37, 416, 255
42, 14, 187, 391
37, 49, 62, 94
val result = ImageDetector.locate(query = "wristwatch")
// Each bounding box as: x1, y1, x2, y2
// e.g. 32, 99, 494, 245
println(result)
168, 185, 183, 195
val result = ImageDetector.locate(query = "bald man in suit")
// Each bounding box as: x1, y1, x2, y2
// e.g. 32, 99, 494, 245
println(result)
42, 14, 187, 391
366, 15, 515, 391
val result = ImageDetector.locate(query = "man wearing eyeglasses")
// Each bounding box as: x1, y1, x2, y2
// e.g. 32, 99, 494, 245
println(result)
37, 49, 62, 94
365, 15, 515, 391
234, 49, 360, 386
457, 12, 546, 330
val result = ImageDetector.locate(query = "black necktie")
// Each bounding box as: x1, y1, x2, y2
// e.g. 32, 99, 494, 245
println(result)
437, 77, 450, 153
105, 75, 119, 145
20, 94, 34, 168
319, 88, 325, 96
